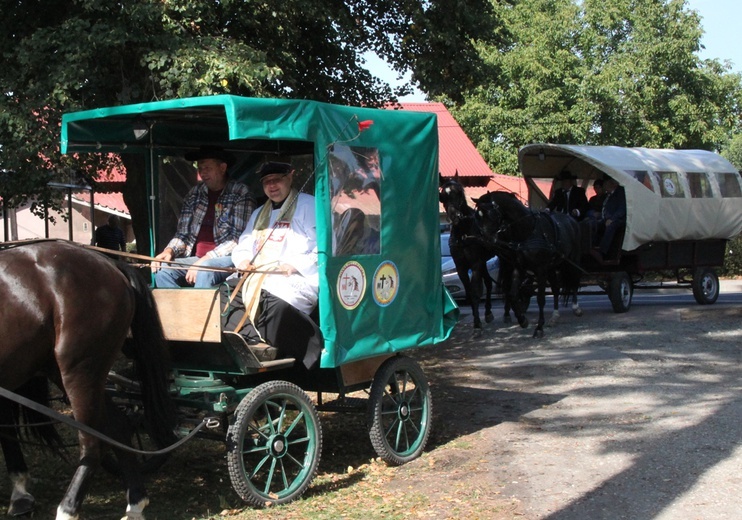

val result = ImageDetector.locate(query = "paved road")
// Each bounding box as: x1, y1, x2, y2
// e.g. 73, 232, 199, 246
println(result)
457, 279, 742, 318
428, 278, 742, 520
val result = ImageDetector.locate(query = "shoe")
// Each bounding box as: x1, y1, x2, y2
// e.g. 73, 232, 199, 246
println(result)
247, 342, 278, 362
223, 332, 278, 362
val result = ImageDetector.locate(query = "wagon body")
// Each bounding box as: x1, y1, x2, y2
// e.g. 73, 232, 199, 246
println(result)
61, 96, 458, 506
518, 143, 742, 311
62, 95, 458, 370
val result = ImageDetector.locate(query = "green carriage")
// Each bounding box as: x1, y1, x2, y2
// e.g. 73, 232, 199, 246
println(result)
62, 95, 458, 506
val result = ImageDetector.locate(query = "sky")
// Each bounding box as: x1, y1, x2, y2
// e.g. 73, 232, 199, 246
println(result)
368, 0, 742, 102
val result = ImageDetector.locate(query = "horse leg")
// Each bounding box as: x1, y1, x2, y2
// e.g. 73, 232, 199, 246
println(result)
533, 274, 547, 338
547, 270, 560, 328
457, 264, 482, 331
499, 265, 513, 324
482, 267, 494, 324
55, 363, 109, 520
510, 268, 529, 329
1, 401, 35, 516
572, 293, 583, 317
103, 398, 150, 520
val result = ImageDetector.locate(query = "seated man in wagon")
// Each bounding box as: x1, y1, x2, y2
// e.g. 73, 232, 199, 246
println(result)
151, 145, 255, 288
593, 176, 626, 260
545, 170, 589, 220
222, 161, 321, 369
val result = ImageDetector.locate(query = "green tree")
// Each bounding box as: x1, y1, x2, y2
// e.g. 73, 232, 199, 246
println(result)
722, 134, 742, 170
451, 0, 742, 174
0, 0, 498, 252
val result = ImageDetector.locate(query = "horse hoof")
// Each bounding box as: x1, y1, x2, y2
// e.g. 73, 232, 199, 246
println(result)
472, 328, 483, 338
518, 317, 529, 329
533, 329, 544, 339
9, 495, 35, 516
485, 313, 494, 324
573, 306, 583, 317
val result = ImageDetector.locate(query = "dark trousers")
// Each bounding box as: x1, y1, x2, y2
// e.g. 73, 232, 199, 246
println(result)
221, 282, 322, 370
595, 219, 624, 255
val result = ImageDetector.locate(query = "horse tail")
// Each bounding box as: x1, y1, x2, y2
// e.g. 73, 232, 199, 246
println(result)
1, 378, 66, 455
117, 263, 178, 447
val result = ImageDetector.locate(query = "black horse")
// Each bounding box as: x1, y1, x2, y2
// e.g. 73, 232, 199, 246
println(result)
474, 191, 583, 338
439, 179, 496, 332
0, 241, 176, 519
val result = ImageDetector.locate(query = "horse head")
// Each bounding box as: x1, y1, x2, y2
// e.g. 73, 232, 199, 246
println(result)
439, 179, 470, 226
473, 192, 505, 239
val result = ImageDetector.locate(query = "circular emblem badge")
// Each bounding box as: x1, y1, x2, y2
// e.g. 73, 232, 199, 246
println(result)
337, 261, 366, 310
663, 177, 677, 196
373, 261, 399, 307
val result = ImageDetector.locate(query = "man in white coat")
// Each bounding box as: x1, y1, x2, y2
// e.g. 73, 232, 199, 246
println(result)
224, 162, 321, 368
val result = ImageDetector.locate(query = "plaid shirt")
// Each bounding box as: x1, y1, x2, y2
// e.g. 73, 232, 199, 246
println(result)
166, 180, 256, 259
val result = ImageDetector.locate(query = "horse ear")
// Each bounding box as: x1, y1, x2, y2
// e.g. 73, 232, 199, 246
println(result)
439, 173, 446, 187
454, 169, 459, 181
472, 196, 480, 204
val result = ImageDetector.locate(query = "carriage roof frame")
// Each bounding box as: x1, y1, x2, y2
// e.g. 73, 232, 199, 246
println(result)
519, 143, 742, 252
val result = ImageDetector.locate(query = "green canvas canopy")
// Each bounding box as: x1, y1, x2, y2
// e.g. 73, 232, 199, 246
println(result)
62, 95, 458, 368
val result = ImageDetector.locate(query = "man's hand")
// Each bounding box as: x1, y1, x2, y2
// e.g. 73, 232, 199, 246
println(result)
185, 256, 208, 285
151, 248, 174, 273
279, 263, 297, 276
237, 259, 257, 272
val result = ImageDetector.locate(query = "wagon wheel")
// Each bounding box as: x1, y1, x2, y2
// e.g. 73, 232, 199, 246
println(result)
692, 267, 719, 305
608, 271, 633, 313
367, 356, 432, 465
226, 381, 322, 508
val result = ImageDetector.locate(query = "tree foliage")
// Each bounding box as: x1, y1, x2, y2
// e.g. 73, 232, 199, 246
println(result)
451, 0, 742, 174
722, 133, 742, 170
0, 0, 498, 251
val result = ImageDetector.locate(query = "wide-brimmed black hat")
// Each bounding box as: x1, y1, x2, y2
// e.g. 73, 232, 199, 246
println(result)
184, 145, 235, 167
257, 161, 293, 179
556, 170, 577, 180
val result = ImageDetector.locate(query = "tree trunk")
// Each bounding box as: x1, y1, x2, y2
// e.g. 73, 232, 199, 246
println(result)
120, 154, 151, 256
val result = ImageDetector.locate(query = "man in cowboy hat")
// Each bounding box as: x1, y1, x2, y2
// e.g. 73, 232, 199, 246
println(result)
546, 170, 589, 220
151, 145, 255, 287
222, 161, 320, 367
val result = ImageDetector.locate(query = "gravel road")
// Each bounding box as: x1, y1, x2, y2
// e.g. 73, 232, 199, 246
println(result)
393, 280, 742, 520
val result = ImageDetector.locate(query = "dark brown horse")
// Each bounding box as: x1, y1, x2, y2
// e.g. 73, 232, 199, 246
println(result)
474, 191, 583, 338
439, 179, 496, 333
0, 241, 176, 519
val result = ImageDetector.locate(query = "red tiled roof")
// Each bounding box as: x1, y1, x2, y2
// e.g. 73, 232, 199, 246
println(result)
395, 103, 492, 178
486, 174, 554, 206
438, 185, 490, 213
73, 191, 129, 215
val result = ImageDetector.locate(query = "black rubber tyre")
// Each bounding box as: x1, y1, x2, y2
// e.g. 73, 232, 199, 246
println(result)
608, 272, 633, 313
367, 356, 432, 465
692, 267, 719, 305
226, 381, 322, 508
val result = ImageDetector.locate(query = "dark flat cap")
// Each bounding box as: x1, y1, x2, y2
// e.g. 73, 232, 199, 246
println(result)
184, 145, 235, 167
257, 161, 293, 178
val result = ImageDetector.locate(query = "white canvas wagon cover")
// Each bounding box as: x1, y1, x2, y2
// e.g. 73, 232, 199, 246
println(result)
519, 144, 742, 251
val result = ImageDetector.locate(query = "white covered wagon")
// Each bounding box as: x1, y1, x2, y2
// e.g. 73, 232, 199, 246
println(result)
518, 144, 742, 312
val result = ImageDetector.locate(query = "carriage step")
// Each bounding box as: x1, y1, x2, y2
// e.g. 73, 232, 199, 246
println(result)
316, 397, 367, 413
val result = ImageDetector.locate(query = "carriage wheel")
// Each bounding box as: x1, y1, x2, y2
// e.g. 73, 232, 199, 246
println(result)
608, 272, 633, 313
692, 267, 719, 305
226, 381, 322, 508
367, 356, 432, 465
